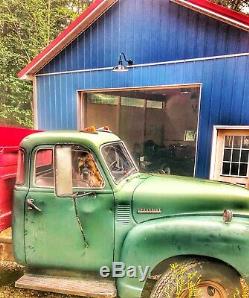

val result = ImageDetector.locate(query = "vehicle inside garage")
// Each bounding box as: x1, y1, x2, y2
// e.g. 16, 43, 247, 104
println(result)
80, 85, 200, 176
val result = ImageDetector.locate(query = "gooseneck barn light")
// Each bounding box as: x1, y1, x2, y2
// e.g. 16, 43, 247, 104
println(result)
112, 52, 134, 72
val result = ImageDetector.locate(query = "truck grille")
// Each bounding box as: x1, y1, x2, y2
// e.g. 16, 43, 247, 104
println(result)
116, 205, 131, 224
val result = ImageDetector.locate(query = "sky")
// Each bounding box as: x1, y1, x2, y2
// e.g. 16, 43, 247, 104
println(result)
242, 5, 249, 14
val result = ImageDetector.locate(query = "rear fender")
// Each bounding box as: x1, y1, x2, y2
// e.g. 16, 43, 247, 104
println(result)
117, 215, 249, 298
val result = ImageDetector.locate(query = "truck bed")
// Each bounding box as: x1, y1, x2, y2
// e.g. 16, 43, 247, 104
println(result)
0, 127, 40, 231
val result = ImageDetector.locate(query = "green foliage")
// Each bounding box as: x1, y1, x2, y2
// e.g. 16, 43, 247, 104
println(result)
164, 263, 201, 297
211, 0, 249, 13
0, 0, 92, 127
166, 263, 249, 298
233, 279, 249, 298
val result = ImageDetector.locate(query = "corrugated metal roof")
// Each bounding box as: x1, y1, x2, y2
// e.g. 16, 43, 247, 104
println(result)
171, 0, 249, 30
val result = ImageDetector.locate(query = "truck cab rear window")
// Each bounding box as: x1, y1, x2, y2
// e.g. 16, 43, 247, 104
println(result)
34, 149, 54, 187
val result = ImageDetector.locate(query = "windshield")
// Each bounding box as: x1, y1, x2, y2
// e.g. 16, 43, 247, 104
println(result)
102, 142, 138, 183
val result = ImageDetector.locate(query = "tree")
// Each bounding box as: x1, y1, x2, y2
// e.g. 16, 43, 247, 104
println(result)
0, 0, 92, 127
211, 0, 249, 13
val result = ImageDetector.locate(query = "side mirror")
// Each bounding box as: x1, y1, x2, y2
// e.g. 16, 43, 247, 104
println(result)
55, 145, 73, 197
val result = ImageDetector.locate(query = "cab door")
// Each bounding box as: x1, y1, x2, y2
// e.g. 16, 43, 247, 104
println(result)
70, 144, 115, 269
25, 145, 114, 271
25, 146, 86, 269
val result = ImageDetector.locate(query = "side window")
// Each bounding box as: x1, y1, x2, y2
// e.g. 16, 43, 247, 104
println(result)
72, 146, 104, 188
34, 149, 54, 187
16, 149, 25, 185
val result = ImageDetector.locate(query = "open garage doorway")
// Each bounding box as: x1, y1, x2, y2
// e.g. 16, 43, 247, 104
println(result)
78, 84, 201, 177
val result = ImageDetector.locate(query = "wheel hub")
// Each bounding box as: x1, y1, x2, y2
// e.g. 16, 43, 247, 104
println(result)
181, 280, 227, 298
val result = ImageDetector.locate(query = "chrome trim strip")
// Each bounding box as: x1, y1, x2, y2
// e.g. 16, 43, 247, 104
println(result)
137, 208, 162, 214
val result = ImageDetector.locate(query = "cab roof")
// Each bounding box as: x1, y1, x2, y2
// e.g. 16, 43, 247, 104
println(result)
20, 130, 120, 152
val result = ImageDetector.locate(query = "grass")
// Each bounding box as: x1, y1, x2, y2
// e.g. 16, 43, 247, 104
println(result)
164, 263, 249, 298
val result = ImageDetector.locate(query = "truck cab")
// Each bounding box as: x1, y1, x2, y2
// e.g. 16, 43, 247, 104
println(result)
12, 129, 249, 298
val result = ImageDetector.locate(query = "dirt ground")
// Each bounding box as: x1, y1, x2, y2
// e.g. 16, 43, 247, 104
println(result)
0, 261, 85, 298
0, 229, 84, 298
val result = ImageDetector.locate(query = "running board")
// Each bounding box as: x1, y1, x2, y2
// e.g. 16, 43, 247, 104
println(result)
15, 273, 117, 297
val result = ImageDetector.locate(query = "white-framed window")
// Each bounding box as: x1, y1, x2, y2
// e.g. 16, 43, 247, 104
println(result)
210, 126, 249, 188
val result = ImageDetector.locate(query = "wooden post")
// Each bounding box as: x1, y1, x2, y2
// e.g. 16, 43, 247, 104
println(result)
143, 100, 147, 143
82, 93, 87, 128
116, 96, 121, 135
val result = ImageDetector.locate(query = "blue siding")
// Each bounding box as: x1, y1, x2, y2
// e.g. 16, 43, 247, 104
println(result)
36, 54, 249, 179
39, 0, 249, 74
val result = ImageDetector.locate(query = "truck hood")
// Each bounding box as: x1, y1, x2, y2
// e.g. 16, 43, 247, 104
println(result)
132, 174, 249, 223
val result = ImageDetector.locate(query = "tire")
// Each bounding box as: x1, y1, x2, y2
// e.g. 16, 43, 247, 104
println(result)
150, 258, 242, 298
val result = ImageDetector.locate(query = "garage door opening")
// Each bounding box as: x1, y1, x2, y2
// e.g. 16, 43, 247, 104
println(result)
78, 85, 201, 177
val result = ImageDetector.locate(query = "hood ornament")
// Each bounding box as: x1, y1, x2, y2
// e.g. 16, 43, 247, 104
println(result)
223, 209, 233, 224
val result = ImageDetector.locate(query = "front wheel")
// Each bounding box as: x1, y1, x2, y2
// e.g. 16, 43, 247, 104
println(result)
150, 259, 242, 298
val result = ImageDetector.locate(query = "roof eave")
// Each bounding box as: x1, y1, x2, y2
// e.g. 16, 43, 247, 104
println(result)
170, 0, 249, 32
18, 0, 118, 80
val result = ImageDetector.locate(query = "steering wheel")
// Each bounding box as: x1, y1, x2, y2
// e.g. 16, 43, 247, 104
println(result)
109, 160, 118, 170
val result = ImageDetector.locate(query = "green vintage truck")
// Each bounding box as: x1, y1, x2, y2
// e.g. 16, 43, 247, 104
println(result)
12, 128, 249, 298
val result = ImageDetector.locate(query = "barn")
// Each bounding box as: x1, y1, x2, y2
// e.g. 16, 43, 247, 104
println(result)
18, 0, 249, 184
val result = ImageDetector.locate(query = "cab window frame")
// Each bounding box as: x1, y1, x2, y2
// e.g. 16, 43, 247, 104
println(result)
100, 141, 139, 185
70, 145, 106, 191
53, 144, 106, 194
16, 148, 26, 186
32, 146, 55, 189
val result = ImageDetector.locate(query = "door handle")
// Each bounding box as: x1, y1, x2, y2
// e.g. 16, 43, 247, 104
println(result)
27, 198, 42, 212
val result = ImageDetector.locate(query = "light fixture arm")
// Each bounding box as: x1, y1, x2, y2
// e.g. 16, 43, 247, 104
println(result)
120, 52, 133, 66
112, 52, 134, 72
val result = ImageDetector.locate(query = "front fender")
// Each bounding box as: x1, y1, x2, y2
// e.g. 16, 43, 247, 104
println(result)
117, 215, 249, 298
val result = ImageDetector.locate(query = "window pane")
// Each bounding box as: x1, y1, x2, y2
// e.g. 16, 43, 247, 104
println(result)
72, 148, 103, 188
223, 149, 231, 162
232, 149, 240, 162
241, 150, 249, 163
242, 136, 249, 149
239, 163, 248, 177
231, 163, 239, 176
16, 150, 25, 185
102, 142, 137, 183
121, 97, 145, 107
225, 136, 233, 148
233, 136, 242, 148
147, 100, 163, 109
35, 149, 54, 187
88, 94, 118, 105
222, 162, 230, 175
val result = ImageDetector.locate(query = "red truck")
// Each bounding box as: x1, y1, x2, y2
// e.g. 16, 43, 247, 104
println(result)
0, 127, 39, 231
